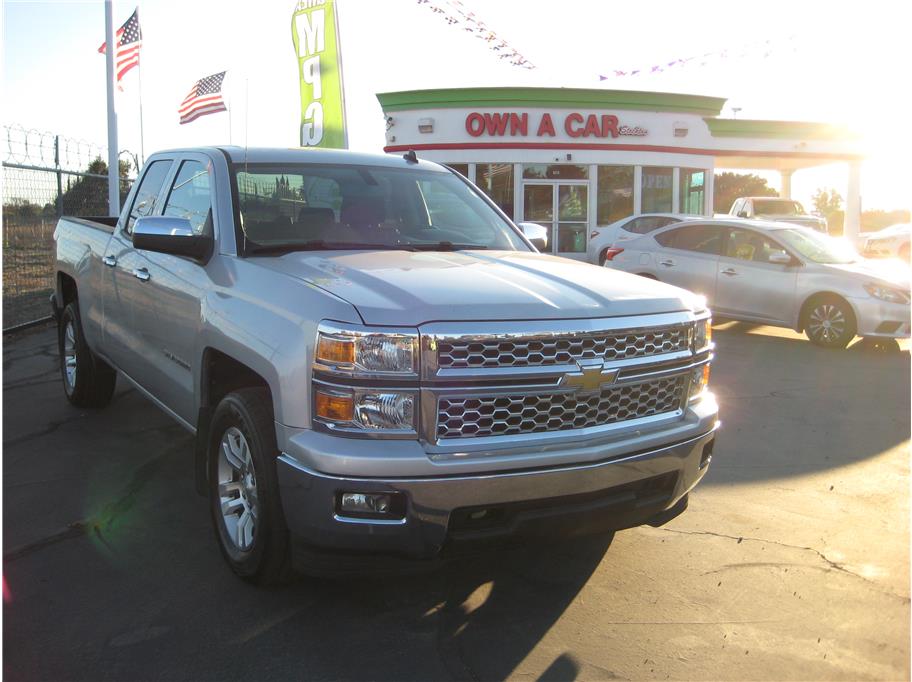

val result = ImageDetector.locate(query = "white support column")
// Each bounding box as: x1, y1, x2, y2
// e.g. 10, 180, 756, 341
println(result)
780, 169, 793, 199
512, 163, 523, 222
844, 160, 862, 245
588, 164, 598, 229
671, 167, 681, 213
633, 165, 643, 215
704, 168, 714, 216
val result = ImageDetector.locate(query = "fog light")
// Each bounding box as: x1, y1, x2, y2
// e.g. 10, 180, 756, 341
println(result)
340, 492, 392, 514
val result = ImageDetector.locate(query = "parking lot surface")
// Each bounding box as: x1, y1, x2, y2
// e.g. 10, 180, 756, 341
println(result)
3, 322, 909, 681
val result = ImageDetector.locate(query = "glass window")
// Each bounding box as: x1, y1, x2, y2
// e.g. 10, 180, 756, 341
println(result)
752, 199, 807, 216
641, 167, 673, 213
596, 166, 634, 224
626, 216, 679, 235
444, 163, 469, 177
476, 163, 514, 218
723, 228, 790, 263
655, 225, 722, 254
680, 168, 705, 215
126, 160, 172, 234
522, 164, 588, 180
234, 164, 527, 253
163, 160, 212, 235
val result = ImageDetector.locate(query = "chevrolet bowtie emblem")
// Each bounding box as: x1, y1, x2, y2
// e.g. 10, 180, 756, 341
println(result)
560, 363, 620, 392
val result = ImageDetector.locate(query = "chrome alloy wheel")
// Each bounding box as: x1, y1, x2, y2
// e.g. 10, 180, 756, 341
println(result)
217, 426, 258, 552
63, 319, 78, 392
808, 303, 847, 344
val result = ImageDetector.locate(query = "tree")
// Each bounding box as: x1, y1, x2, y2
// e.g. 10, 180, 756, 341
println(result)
712, 172, 778, 213
60, 156, 133, 216
812, 188, 842, 217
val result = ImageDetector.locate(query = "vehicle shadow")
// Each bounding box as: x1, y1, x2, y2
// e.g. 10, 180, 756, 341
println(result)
703, 322, 910, 486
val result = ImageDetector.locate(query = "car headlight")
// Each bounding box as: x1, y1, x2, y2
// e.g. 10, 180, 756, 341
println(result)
314, 387, 417, 433
863, 283, 910, 305
693, 317, 712, 352
315, 324, 418, 376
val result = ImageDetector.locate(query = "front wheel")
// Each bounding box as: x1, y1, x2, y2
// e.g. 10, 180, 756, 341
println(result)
208, 388, 291, 585
58, 301, 116, 407
805, 297, 856, 348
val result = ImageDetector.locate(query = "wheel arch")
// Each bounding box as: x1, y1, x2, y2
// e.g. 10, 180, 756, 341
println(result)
796, 291, 858, 333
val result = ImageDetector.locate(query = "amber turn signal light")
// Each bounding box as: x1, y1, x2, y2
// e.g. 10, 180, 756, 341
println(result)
317, 336, 355, 365
315, 391, 354, 422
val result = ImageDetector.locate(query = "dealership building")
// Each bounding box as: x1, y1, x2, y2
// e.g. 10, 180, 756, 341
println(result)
377, 87, 863, 259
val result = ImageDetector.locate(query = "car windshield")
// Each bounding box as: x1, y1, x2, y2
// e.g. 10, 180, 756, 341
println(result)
234, 163, 527, 254
776, 228, 859, 264
753, 200, 805, 216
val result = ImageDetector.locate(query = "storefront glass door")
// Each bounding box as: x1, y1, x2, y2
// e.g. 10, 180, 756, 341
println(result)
523, 183, 588, 258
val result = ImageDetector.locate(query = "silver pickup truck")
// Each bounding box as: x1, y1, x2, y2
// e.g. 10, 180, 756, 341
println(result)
53, 147, 718, 583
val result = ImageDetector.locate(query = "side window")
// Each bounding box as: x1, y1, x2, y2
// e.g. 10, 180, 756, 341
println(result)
655, 225, 722, 254
163, 160, 212, 235
126, 160, 172, 234
724, 228, 789, 263
731, 199, 742, 215
627, 216, 674, 235
744, 200, 753, 217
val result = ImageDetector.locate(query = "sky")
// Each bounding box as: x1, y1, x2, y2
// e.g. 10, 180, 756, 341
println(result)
2, 0, 910, 211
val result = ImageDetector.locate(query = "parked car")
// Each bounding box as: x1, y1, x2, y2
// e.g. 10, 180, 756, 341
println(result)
53, 147, 718, 583
863, 223, 910, 262
587, 213, 701, 265
605, 218, 910, 348
729, 197, 827, 232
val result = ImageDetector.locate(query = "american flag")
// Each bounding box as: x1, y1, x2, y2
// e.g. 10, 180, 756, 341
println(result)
179, 71, 228, 125
98, 8, 142, 83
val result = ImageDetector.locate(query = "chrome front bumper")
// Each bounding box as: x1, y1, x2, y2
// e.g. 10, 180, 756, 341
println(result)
275, 398, 718, 563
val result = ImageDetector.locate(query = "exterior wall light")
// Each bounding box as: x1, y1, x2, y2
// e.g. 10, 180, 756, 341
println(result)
418, 118, 435, 133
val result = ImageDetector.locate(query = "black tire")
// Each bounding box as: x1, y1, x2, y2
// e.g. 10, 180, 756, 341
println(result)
803, 295, 856, 349
58, 301, 117, 408
208, 387, 292, 585
598, 249, 608, 266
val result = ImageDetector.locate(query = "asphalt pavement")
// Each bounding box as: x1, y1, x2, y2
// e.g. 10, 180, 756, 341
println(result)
3, 322, 909, 681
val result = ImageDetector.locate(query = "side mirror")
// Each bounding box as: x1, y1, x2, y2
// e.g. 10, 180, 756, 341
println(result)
517, 221, 549, 252
768, 251, 794, 266
133, 216, 212, 261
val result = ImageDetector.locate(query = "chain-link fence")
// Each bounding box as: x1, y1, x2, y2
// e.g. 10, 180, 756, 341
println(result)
2, 125, 137, 329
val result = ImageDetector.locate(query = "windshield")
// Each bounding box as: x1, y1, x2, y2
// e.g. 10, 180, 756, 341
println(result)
234, 163, 528, 254
777, 227, 859, 264
754, 200, 805, 216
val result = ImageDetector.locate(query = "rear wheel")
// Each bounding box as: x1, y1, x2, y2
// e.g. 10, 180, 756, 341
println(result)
58, 301, 116, 407
598, 248, 609, 266
208, 387, 292, 585
804, 296, 856, 349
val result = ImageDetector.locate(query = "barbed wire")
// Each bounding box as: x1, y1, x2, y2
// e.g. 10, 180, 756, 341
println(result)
3, 123, 138, 175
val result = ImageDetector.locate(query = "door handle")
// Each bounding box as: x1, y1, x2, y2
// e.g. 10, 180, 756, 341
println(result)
102, 255, 117, 267
721, 268, 739, 276
133, 268, 151, 282
659, 259, 675, 267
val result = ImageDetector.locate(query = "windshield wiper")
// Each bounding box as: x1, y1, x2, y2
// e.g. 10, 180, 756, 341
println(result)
247, 240, 418, 255
408, 241, 489, 251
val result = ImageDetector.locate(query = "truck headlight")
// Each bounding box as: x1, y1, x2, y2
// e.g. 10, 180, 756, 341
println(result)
315, 388, 417, 433
315, 324, 418, 376
863, 283, 910, 305
693, 317, 712, 352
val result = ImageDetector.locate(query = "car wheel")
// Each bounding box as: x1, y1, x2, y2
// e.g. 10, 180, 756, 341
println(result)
598, 248, 609, 266
208, 387, 292, 584
805, 296, 856, 349
58, 301, 116, 408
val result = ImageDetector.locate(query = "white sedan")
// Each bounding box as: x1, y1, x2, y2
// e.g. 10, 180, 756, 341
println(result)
586, 213, 700, 265
863, 223, 910, 262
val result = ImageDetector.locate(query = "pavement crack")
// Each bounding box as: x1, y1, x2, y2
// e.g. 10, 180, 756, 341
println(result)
3, 522, 87, 562
3, 412, 88, 448
660, 528, 910, 602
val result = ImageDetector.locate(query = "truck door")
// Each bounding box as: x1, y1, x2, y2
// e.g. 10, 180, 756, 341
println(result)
129, 155, 214, 424
101, 158, 173, 375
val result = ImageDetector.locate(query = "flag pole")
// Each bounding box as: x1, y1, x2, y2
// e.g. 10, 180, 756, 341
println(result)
104, 0, 120, 216
138, 58, 146, 166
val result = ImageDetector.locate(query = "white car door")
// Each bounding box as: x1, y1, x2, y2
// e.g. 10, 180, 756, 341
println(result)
713, 227, 799, 324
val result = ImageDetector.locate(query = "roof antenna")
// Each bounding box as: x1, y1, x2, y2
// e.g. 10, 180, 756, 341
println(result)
403, 149, 418, 164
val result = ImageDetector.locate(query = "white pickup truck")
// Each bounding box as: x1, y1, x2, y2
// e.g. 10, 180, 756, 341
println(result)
53, 147, 718, 583
729, 197, 828, 232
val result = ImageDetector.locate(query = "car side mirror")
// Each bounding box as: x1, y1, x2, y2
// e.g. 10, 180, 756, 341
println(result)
518, 222, 549, 252
768, 251, 794, 266
133, 216, 212, 261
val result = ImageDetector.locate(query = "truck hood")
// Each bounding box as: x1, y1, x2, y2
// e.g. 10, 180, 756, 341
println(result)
253, 250, 701, 326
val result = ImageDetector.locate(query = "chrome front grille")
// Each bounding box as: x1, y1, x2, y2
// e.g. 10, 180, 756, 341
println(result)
436, 375, 686, 440
436, 325, 691, 369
